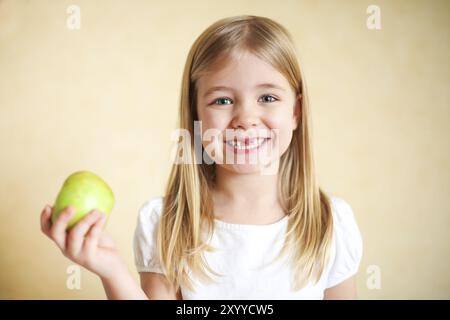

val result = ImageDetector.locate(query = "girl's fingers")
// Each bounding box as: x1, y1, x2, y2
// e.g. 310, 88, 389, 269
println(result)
49, 206, 74, 250
98, 232, 115, 248
66, 210, 102, 257
40, 205, 53, 237
84, 214, 107, 253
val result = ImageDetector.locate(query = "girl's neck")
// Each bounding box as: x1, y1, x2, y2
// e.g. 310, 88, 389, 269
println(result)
212, 166, 286, 224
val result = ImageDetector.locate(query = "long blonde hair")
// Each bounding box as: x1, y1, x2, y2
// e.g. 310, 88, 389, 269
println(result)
157, 15, 334, 292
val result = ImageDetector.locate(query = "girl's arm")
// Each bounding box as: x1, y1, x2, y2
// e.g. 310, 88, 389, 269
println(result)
100, 263, 148, 300
40, 205, 148, 300
139, 272, 183, 299
323, 276, 357, 299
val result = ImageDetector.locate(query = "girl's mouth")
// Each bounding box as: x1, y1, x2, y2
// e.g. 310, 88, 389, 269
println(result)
224, 137, 271, 154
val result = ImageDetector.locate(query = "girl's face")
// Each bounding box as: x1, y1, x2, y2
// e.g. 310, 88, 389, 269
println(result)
196, 51, 301, 175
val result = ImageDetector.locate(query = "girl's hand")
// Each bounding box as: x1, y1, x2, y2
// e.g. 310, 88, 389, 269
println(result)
40, 205, 123, 280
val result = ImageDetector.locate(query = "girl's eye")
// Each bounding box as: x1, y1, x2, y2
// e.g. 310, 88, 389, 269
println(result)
259, 95, 278, 103
210, 95, 278, 106
212, 97, 233, 105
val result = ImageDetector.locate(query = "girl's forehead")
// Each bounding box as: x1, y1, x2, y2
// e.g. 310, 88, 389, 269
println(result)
202, 51, 263, 75
196, 52, 291, 93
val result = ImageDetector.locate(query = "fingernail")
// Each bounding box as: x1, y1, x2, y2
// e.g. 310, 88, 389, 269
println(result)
65, 208, 74, 217
91, 210, 99, 218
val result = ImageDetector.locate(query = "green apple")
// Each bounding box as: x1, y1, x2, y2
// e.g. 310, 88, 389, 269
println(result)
51, 171, 115, 230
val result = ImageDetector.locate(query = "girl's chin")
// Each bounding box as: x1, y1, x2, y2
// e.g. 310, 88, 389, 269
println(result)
216, 160, 279, 175
225, 163, 264, 174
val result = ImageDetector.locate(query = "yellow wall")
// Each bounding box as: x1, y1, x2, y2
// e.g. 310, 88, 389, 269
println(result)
0, 0, 448, 299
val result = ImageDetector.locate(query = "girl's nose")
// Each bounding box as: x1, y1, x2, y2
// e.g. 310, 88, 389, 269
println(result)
230, 104, 261, 130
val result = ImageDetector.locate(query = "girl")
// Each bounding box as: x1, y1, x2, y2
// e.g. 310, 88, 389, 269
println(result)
40, 15, 363, 300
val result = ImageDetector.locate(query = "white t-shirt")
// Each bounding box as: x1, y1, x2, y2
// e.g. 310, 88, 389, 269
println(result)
133, 196, 363, 300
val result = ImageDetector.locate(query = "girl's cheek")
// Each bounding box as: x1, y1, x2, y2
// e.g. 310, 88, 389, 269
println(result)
201, 112, 229, 132
265, 110, 296, 131
265, 117, 284, 133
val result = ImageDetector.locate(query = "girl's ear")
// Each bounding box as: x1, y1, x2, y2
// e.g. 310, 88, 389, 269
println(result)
292, 94, 302, 130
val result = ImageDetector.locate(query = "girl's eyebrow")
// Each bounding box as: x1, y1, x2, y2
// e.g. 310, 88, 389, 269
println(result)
203, 83, 286, 97
256, 83, 286, 91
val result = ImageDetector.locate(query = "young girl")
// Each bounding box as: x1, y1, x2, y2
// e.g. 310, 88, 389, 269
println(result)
40, 15, 363, 300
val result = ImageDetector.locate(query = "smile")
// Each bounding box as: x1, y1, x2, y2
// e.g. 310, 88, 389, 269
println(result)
224, 138, 270, 152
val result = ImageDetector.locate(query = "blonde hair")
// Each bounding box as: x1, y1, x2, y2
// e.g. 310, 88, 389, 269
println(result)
157, 15, 334, 292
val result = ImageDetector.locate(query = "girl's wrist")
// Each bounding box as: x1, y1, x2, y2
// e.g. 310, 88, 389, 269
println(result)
99, 260, 148, 300
98, 257, 129, 282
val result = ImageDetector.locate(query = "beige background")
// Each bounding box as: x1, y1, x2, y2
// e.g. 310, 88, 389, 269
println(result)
0, 0, 448, 299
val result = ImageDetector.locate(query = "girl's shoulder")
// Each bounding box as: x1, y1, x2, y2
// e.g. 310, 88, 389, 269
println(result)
329, 196, 360, 228
328, 195, 363, 243
135, 196, 164, 232
138, 196, 164, 218
133, 196, 164, 273
325, 196, 364, 287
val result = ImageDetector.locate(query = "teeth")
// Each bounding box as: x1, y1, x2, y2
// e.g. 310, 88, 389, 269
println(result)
226, 138, 267, 150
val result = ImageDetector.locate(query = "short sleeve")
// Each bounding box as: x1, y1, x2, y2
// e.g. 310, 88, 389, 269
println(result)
133, 196, 164, 274
326, 197, 363, 288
